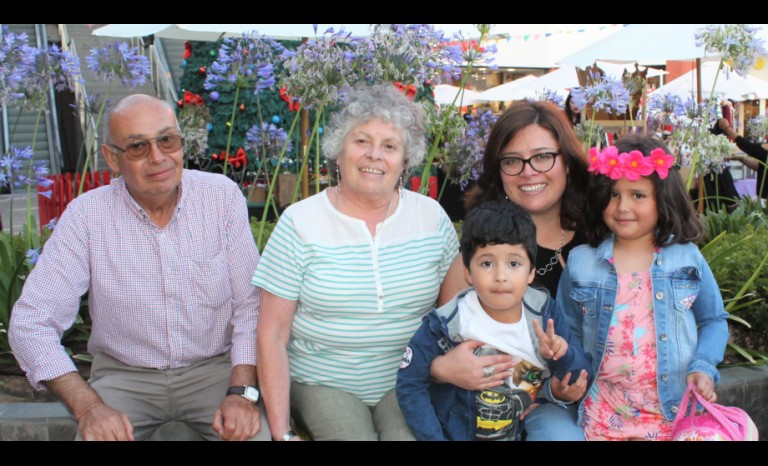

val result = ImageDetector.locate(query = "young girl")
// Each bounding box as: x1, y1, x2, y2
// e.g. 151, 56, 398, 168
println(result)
556, 134, 730, 441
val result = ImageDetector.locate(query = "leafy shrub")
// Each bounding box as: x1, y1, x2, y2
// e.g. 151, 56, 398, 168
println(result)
251, 218, 277, 253
700, 224, 768, 365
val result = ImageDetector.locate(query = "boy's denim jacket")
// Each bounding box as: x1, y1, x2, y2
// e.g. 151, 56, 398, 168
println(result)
396, 286, 590, 441
557, 236, 730, 421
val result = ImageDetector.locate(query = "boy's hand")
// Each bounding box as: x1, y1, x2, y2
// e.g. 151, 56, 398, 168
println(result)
533, 318, 567, 361
687, 372, 716, 402
550, 370, 588, 402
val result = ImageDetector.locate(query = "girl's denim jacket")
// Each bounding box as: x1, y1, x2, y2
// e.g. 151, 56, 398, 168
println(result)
556, 236, 729, 421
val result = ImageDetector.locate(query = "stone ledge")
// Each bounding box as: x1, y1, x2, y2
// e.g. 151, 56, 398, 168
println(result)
0, 403, 202, 441
716, 365, 768, 440
1, 365, 766, 440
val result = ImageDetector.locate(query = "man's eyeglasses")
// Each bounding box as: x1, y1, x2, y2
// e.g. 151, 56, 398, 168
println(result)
109, 134, 183, 161
499, 152, 560, 176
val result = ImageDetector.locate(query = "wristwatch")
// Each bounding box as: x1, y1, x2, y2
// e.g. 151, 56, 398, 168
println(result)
278, 430, 297, 441
226, 385, 260, 404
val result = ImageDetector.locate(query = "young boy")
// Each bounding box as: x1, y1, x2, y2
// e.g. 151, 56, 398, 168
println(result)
396, 199, 588, 441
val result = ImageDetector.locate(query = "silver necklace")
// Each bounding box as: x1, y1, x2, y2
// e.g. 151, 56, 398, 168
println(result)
537, 229, 566, 276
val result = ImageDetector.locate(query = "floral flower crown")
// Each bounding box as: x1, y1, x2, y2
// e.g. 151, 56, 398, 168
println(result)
587, 146, 676, 181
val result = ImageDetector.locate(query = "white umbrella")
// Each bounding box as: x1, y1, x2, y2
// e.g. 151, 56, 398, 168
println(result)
91, 24, 225, 41
433, 85, 483, 106
651, 61, 768, 101
475, 75, 538, 102
557, 24, 718, 67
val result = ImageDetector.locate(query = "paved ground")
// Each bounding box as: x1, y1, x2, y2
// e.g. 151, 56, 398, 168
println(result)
0, 192, 40, 234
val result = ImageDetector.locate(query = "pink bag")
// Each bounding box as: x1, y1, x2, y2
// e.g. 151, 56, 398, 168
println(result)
671, 383, 759, 441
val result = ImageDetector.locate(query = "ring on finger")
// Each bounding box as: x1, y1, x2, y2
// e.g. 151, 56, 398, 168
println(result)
483, 365, 495, 378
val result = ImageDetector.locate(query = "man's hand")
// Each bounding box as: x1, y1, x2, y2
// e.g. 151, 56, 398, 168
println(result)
550, 370, 589, 403
533, 318, 568, 361
78, 402, 134, 441
213, 395, 262, 441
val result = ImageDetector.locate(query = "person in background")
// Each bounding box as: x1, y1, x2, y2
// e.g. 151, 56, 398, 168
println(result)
10, 94, 269, 441
433, 100, 591, 440
713, 117, 768, 201
397, 199, 588, 441
253, 83, 459, 441
564, 90, 582, 128
558, 135, 729, 440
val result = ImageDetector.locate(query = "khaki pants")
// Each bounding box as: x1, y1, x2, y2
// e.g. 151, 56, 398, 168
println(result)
290, 382, 414, 441
79, 352, 270, 441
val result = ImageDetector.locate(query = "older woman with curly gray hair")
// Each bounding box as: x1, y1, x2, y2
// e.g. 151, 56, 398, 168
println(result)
253, 83, 459, 441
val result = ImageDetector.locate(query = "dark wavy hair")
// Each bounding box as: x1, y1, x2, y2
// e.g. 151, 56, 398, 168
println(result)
584, 134, 704, 247
564, 91, 581, 126
464, 100, 589, 231
461, 199, 537, 269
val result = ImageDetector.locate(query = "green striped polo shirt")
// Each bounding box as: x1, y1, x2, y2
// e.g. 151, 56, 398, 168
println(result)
252, 188, 459, 405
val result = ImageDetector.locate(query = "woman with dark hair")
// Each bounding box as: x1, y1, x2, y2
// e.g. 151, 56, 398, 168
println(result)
564, 91, 582, 127
433, 100, 591, 440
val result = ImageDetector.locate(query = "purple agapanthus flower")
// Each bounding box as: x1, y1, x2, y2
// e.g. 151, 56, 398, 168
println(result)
442, 110, 498, 189
245, 122, 293, 170
19, 43, 82, 109
0, 25, 35, 106
571, 70, 630, 116
26, 248, 40, 266
696, 24, 768, 77
280, 27, 361, 109
204, 32, 284, 95
86, 41, 150, 87
45, 217, 58, 231
0, 146, 52, 193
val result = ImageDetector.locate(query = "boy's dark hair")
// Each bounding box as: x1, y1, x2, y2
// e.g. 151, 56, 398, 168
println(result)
584, 134, 704, 247
461, 199, 537, 269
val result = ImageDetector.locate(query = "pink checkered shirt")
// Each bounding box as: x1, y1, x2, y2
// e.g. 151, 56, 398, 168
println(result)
10, 170, 260, 390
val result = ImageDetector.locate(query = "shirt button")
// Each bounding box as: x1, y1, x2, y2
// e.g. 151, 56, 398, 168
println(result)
656, 259, 662, 266
661, 374, 668, 381
660, 334, 668, 341
671, 406, 678, 413
655, 292, 664, 300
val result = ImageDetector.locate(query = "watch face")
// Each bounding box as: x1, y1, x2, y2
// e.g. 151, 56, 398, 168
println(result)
243, 386, 260, 403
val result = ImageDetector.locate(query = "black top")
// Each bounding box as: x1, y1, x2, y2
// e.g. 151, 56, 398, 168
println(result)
533, 229, 586, 299
734, 136, 768, 200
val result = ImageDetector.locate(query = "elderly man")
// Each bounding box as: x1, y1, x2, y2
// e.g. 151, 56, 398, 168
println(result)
9, 94, 269, 441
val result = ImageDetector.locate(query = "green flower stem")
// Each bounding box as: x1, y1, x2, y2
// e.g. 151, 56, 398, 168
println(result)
315, 119, 322, 195
292, 105, 326, 204
686, 59, 724, 192
419, 30, 489, 196
222, 84, 241, 177
78, 83, 113, 196
256, 109, 301, 249
24, 105, 45, 248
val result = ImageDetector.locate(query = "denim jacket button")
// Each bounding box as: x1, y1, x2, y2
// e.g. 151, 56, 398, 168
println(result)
660, 333, 668, 341
661, 374, 668, 381
671, 405, 678, 413
656, 259, 661, 265
655, 292, 664, 300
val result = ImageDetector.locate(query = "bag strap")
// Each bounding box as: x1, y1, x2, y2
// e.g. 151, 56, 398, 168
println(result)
674, 383, 743, 440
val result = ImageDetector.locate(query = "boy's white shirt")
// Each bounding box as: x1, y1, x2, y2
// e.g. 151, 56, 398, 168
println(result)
458, 290, 547, 370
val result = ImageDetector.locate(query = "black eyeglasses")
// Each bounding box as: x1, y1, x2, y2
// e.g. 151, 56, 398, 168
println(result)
109, 134, 183, 161
499, 152, 560, 176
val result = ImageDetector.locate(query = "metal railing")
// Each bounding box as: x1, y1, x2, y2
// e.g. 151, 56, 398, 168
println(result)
149, 39, 179, 107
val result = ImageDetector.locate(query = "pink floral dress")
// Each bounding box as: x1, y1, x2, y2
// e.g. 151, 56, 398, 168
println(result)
582, 270, 673, 441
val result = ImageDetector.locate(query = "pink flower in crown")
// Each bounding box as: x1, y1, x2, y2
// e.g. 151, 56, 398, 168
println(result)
587, 146, 601, 173
599, 146, 624, 180
648, 148, 675, 179
619, 150, 655, 181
